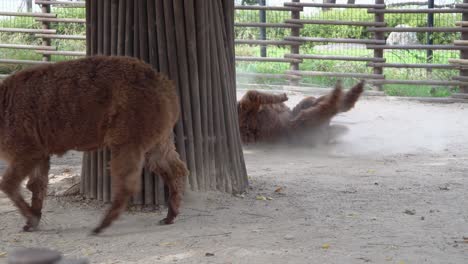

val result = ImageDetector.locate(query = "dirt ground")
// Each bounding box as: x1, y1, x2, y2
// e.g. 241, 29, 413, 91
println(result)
0, 92, 467, 264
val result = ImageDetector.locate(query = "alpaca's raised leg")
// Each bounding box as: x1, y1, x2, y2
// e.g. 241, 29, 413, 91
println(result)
291, 80, 364, 118
290, 86, 343, 129
340, 80, 365, 112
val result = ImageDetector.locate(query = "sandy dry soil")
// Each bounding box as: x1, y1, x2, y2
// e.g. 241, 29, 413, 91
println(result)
0, 92, 467, 264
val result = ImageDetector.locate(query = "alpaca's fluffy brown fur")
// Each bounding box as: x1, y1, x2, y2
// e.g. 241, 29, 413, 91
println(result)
237, 80, 365, 144
0, 56, 188, 234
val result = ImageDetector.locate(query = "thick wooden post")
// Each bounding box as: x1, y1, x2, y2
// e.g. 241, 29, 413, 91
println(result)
81, 0, 248, 206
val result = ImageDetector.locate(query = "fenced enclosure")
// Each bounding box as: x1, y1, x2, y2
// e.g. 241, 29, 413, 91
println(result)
235, 0, 468, 98
1, 0, 468, 98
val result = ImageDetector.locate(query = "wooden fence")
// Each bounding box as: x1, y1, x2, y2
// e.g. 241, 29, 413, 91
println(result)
234, 0, 468, 97
0, 0, 85, 78
2, 1, 468, 98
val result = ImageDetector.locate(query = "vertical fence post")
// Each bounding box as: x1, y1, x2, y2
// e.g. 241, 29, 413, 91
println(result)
259, 0, 266, 57
40, 0, 51, 62
289, 0, 300, 86
26, 0, 33, 12
460, 0, 468, 93
372, 0, 385, 91
426, 0, 434, 77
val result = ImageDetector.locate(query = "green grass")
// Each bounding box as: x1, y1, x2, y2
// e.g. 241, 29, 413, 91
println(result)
235, 44, 459, 97
385, 85, 456, 97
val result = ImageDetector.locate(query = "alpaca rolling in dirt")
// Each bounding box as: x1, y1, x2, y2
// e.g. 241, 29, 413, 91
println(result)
237, 80, 365, 145
0, 56, 188, 234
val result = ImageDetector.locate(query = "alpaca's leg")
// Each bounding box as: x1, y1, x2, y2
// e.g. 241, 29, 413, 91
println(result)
158, 155, 187, 225
145, 138, 188, 225
0, 158, 43, 231
25, 157, 51, 228
92, 145, 144, 234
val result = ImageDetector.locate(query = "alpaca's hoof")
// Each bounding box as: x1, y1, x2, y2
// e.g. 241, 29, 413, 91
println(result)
91, 227, 103, 235
159, 218, 174, 225
22, 217, 40, 232
23, 225, 34, 232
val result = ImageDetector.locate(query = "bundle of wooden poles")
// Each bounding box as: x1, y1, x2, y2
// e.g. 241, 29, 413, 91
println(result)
81, 0, 248, 206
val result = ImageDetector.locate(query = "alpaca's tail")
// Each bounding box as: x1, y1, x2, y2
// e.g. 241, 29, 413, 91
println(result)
340, 80, 365, 112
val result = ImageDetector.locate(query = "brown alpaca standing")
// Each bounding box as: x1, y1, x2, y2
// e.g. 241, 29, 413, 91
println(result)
237, 80, 365, 144
0, 56, 189, 234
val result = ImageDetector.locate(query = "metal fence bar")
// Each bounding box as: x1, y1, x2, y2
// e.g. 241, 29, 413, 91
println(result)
368, 63, 457, 69
236, 56, 301, 63
285, 19, 386, 27
0, 11, 56, 17
235, 39, 300, 45
368, 27, 468, 32
0, 28, 56, 33
368, 8, 465, 13
235, 5, 302, 11
234, 22, 302, 28
285, 2, 385, 9
370, 79, 460, 85
367, 44, 468, 50
36, 33, 86, 40
285, 36, 386, 44
286, 70, 385, 79
0, 44, 55, 50
285, 54, 385, 62
237, 72, 300, 79
35, 50, 86, 56
35, 17, 86, 23
35, 0, 85, 7
0, 58, 53, 64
